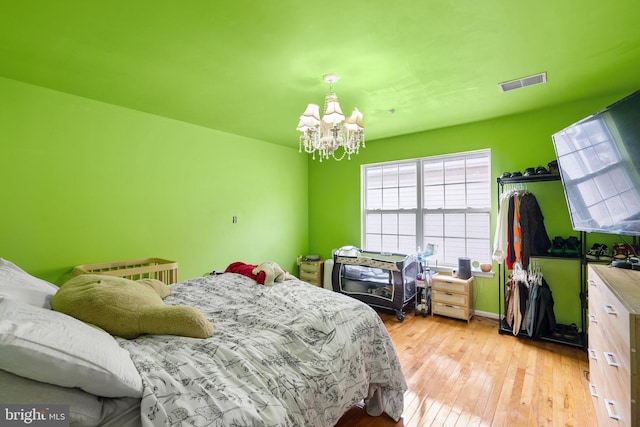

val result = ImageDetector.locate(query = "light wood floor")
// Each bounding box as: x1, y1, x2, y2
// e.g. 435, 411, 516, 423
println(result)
335, 311, 597, 427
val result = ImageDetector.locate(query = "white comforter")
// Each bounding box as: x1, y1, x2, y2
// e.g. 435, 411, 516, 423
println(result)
118, 272, 406, 427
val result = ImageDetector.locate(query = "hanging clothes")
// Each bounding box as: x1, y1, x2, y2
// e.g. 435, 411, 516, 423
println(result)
519, 192, 552, 270
518, 280, 529, 334
493, 188, 551, 270
526, 280, 540, 337
505, 265, 529, 336
506, 195, 516, 270
505, 277, 517, 328
512, 196, 522, 266
492, 192, 511, 263
511, 279, 521, 334
494, 187, 523, 267
505, 263, 558, 338
526, 263, 542, 337
533, 277, 556, 338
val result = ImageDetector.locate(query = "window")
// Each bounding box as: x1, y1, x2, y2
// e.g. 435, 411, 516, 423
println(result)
362, 150, 491, 266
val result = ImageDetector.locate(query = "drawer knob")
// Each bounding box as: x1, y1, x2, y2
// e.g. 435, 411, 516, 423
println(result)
588, 279, 596, 287
605, 399, 621, 420
604, 352, 620, 367
588, 314, 598, 323
589, 383, 598, 397
588, 349, 598, 360
603, 304, 618, 316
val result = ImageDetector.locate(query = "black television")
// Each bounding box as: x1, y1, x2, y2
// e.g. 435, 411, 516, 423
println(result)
552, 90, 640, 237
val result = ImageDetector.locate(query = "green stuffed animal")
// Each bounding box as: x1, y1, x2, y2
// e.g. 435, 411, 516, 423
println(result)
51, 274, 214, 339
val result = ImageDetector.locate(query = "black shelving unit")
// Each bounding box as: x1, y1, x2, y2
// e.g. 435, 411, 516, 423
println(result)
496, 174, 587, 349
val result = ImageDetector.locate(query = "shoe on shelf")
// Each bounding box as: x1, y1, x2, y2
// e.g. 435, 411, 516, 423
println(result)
523, 167, 536, 177
598, 245, 613, 261
613, 243, 630, 259
624, 243, 635, 257
563, 323, 581, 341
536, 165, 550, 175
551, 324, 566, 339
550, 236, 565, 256
550, 323, 581, 342
586, 244, 602, 261
564, 236, 580, 257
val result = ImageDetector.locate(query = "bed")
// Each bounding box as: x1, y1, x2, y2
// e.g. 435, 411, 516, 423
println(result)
0, 258, 407, 426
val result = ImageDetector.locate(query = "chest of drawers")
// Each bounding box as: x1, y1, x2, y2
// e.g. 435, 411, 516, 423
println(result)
431, 273, 474, 323
588, 264, 640, 427
298, 259, 324, 287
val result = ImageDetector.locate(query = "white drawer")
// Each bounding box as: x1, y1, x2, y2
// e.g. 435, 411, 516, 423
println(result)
301, 270, 319, 280
588, 275, 631, 376
432, 289, 468, 306
300, 261, 322, 273
587, 265, 640, 427
589, 381, 624, 427
432, 278, 468, 294
432, 302, 470, 321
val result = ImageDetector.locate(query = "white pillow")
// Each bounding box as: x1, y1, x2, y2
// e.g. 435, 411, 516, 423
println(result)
0, 369, 141, 427
0, 298, 143, 398
0, 368, 107, 426
0, 258, 58, 308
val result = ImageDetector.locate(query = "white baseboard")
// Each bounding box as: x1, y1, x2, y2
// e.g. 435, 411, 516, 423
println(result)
474, 309, 499, 320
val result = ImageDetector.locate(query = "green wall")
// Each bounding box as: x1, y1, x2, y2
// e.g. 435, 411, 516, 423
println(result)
2, 71, 631, 322
0, 76, 309, 284
308, 91, 630, 321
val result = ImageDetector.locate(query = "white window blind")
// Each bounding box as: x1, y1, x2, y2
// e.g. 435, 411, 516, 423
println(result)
362, 150, 491, 266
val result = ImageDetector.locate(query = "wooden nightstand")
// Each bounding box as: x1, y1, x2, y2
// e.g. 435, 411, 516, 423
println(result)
298, 259, 324, 287
431, 273, 474, 323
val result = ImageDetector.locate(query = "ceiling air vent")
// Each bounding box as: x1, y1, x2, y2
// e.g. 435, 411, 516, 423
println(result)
499, 72, 547, 92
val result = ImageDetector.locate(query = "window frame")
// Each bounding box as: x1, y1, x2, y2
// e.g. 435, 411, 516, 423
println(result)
361, 149, 491, 267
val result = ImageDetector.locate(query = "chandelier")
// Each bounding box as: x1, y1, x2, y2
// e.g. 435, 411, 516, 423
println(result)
296, 74, 365, 162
